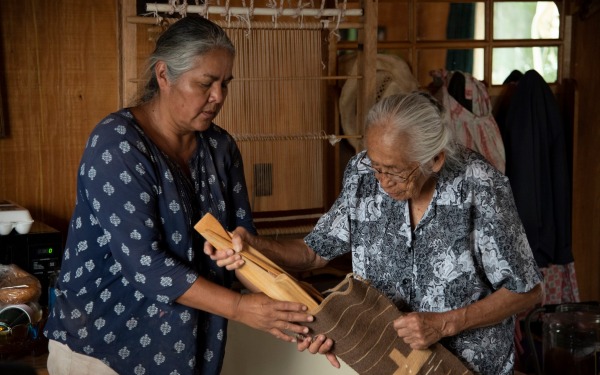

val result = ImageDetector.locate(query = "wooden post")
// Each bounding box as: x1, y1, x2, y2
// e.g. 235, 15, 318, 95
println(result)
118, 0, 138, 107
356, 0, 378, 139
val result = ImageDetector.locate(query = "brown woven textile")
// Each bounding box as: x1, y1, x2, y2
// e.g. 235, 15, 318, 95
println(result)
306, 274, 474, 375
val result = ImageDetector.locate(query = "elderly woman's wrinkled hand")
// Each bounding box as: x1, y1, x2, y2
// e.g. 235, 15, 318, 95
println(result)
296, 334, 340, 368
393, 311, 449, 350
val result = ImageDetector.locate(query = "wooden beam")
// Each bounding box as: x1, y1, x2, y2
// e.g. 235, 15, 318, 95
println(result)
356, 0, 378, 139
119, 0, 139, 107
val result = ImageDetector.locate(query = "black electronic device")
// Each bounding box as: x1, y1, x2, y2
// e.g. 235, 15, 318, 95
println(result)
0, 221, 63, 306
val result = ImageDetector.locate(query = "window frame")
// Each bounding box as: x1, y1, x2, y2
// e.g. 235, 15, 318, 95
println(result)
336, 0, 569, 94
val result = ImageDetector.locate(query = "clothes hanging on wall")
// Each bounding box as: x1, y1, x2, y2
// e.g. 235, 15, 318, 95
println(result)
495, 69, 578, 305
430, 69, 506, 173
496, 71, 579, 374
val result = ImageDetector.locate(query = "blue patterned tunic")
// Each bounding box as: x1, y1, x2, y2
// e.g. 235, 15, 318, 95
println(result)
44, 109, 255, 375
305, 147, 542, 375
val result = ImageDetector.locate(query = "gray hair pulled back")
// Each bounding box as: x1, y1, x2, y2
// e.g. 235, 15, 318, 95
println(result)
365, 91, 459, 168
136, 16, 235, 105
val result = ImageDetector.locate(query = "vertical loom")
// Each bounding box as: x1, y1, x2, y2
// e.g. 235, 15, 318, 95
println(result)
217, 24, 329, 216
124, 1, 378, 234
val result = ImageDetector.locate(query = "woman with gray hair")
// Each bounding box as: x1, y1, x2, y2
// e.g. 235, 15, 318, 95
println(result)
208, 91, 543, 374
44, 16, 314, 375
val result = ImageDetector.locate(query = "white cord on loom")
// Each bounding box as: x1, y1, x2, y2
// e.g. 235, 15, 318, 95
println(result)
224, 0, 231, 25
266, 0, 282, 27
142, 1, 357, 69
315, 0, 325, 19
229, 0, 252, 35
330, 0, 347, 41
295, 1, 305, 28
167, 0, 188, 17
203, 0, 210, 18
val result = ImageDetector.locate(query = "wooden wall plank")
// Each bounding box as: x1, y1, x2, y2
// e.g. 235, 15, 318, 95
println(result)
0, 0, 119, 235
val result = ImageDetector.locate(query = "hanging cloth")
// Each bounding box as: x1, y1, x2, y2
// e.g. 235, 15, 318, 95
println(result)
432, 69, 506, 173
498, 69, 574, 269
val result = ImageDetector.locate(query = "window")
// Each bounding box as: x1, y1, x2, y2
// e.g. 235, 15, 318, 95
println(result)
338, 0, 564, 89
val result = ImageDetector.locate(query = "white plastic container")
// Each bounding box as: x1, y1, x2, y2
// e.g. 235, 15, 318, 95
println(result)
0, 200, 34, 235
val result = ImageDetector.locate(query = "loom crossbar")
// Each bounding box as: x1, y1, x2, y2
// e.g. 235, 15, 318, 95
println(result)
127, 16, 364, 30
146, 4, 363, 18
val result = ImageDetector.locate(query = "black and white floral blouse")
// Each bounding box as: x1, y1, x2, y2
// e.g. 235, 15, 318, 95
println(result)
305, 146, 541, 375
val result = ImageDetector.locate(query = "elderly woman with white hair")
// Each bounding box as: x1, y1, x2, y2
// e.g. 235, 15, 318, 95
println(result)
208, 91, 544, 375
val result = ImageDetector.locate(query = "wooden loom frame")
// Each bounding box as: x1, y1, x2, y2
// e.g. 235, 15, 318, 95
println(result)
119, 0, 378, 235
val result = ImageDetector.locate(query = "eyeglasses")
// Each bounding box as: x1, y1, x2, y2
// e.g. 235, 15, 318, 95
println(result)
359, 154, 420, 183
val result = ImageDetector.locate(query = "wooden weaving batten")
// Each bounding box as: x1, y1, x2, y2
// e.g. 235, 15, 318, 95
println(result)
195, 213, 322, 309
201, 229, 283, 276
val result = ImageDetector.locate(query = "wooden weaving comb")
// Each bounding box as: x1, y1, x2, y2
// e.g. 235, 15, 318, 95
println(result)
194, 213, 322, 310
